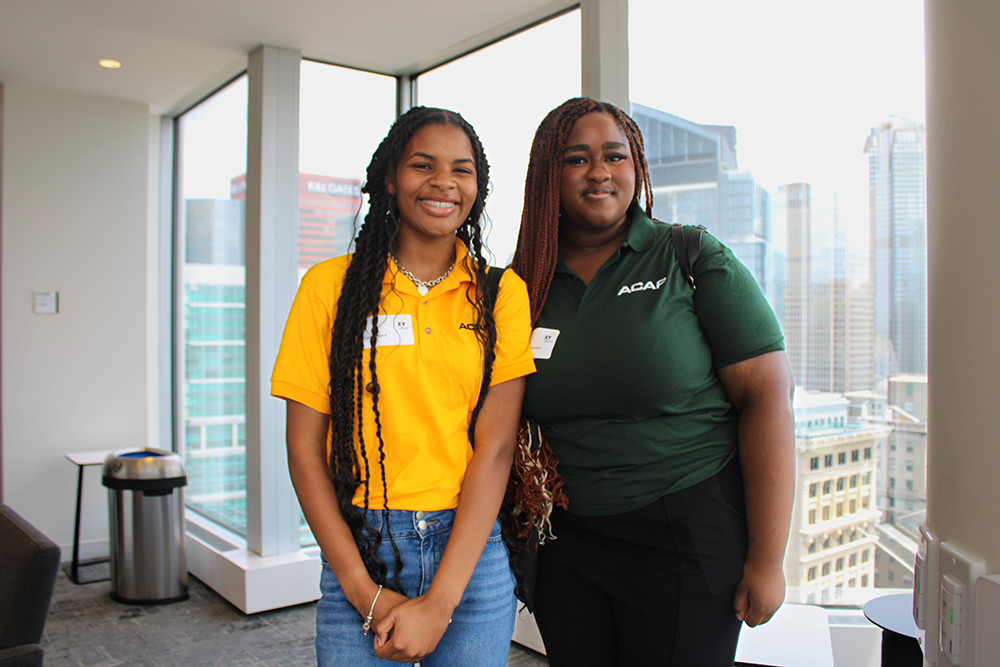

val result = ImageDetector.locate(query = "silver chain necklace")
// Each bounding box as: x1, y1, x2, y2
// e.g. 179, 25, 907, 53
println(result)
390, 253, 455, 296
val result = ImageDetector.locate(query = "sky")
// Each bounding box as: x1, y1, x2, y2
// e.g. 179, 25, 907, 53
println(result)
179, 0, 926, 268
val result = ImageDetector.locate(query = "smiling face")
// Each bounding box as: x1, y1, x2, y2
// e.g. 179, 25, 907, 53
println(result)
559, 112, 636, 234
388, 123, 478, 245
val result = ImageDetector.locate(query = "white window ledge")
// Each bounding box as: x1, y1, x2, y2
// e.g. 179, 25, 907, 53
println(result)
185, 512, 321, 614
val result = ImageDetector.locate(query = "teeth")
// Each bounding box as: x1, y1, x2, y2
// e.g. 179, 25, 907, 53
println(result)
422, 200, 456, 209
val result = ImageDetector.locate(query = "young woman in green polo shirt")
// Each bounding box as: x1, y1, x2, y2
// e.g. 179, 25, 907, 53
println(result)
272, 107, 535, 666
512, 98, 796, 666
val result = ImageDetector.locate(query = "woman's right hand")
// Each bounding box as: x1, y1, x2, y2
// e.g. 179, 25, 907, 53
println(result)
373, 592, 455, 663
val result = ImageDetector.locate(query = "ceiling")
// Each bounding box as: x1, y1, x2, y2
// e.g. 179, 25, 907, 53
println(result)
0, 0, 574, 115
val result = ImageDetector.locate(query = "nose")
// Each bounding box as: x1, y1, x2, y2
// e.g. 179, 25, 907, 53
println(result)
587, 161, 610, 182
429, 167, 456, 190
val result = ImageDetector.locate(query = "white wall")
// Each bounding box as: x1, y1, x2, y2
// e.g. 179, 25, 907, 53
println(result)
1, 82, 152, 559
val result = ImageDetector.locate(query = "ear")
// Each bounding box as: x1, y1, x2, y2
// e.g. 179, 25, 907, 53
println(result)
385, 174, 396, 195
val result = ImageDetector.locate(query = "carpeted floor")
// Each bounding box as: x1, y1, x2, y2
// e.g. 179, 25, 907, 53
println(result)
41, 566, 548, 666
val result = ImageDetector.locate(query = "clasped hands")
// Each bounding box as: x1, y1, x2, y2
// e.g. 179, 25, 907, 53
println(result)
366, 588, 454, 663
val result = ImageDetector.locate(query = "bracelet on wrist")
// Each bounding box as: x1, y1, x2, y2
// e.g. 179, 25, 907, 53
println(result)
362, 585, 382, 636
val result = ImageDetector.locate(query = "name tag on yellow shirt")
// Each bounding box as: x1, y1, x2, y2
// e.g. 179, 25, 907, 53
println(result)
363, 314, 415, 349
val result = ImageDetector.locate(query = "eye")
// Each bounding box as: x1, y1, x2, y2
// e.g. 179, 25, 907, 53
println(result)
606, 153, 628, 163
564, 155, 588, 165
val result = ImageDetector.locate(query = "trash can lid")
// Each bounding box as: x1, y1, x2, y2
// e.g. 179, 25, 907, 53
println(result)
102, 447, 186, 481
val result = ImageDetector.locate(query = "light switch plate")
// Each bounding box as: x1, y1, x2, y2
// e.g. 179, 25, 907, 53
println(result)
938, 541, 986, 665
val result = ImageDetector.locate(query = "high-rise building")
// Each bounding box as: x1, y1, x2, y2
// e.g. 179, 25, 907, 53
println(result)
786, 390, 891, 605
778, 184, 874, 392
630, 104, 783, 316
864, 117, 927, 380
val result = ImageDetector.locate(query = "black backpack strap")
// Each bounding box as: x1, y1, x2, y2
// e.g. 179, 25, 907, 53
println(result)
483, 265, 504, 311
671, 224, 705, 290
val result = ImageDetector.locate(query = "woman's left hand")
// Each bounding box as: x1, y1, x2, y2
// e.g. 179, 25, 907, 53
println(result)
733, 555, 786, 627
373, 593, 454, 663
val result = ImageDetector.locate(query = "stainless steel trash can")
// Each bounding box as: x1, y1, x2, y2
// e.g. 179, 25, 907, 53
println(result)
102, 448, 188, 604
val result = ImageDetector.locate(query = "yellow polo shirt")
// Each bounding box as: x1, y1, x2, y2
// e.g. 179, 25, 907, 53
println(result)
271, 239, 535, 511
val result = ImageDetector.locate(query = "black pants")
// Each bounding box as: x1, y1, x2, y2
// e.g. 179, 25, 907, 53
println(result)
533, 458, 749, 667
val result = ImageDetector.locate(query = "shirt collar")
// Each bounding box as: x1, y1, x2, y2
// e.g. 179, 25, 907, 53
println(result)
620, 203, 657, 253
553, 203, 656, 275
384, 237, 473, 294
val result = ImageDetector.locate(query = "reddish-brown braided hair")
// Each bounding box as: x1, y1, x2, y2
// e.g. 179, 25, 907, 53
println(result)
512, 98, 653, 325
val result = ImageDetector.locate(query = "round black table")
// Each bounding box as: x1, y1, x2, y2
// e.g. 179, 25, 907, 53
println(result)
863, 593, 924, 667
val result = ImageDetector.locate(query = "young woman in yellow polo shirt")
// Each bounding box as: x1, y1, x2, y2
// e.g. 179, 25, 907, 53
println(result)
272, 107, 535, 666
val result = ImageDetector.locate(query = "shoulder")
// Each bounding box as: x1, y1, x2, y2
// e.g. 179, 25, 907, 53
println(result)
298, 253, 353, 298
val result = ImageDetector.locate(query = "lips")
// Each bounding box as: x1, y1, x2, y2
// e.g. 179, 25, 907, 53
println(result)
583, 187, 613, 200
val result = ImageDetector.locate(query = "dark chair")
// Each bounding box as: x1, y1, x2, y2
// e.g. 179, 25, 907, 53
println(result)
0, 504, 61, 667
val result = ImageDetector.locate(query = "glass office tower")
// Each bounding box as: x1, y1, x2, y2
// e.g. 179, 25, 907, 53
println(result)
864, 117, 927, 380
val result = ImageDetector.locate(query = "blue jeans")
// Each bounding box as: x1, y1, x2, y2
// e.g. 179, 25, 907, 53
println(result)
316, 509, 516, 667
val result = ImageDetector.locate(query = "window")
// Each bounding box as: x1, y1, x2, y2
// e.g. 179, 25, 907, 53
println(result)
628, 0, 924, 607
862, 550, 870, 563
907, 460, 915, 472
822, 506, 830, 521
850, 474, 858, 488
838, 452, 847, 465
837, 477, 845, 491
822, 562, 831, 576
850, 499, 857, 513
176, 75, 249, 535
810, 456, 819, 470
836, 502, 843, 517
823, 480, 832, 495
888, 570, 896, 583
862, 575, 870, 587
907, 480, 914, 491
809, 483, 818, 498
850, 553, 858, 567
851, 450, 860, 462
298, 61, 396, 272
418, 9, 581, 264
864, 472, 872, 485
808, 567, 817, 581
808, 509, 816, 524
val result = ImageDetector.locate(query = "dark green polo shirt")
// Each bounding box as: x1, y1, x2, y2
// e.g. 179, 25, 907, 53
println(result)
522, 208, 784, 515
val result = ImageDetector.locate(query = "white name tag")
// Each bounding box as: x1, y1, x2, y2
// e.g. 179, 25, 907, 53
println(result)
530, 327, 560, 359
363, 315, 415, 349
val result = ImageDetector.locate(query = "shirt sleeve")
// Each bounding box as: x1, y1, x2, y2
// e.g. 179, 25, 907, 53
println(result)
270, 264, 339, 414
490, 269, 536, 386
690, 230, 785, 369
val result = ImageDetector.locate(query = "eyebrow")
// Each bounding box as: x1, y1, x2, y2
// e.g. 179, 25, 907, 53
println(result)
565, 141, 629, 152
409, 151, 475, 164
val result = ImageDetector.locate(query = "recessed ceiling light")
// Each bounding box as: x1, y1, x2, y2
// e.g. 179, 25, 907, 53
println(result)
99, 59, 122, 69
